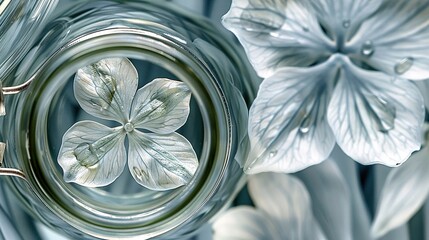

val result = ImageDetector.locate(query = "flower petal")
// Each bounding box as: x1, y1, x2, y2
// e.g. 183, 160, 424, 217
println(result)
248, 173, 326, 239
130, 78, 191, 134
245, 61, 337, 174
415, 80, 429, 110
222, 0, 332, 78
374, 166, 411, 240
128, 131, 198, 190
310, 0, 383, 40
212, 207, 278, 240
372, 132, 429, 238
296, 158, 352, 240
331, 148, 372, 240
58, 121, 126, 187
327, 60, 424, 166
74, 58, 138, 122
349, 1, 429, 80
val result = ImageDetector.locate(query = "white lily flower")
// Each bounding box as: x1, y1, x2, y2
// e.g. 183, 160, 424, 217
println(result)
223, 0, 426, 173
212, 173, 327, 240
57, 58, 198, 191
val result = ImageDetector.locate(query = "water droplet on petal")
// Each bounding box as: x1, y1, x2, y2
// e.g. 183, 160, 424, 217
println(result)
379, 119, 394, 133
394, 57, 414, 75
73, 143, 100, 167
376, 97, 396, 133
100, 102, 110, 111
361, 40, 374, 56
132, 166, 140, 175
299, 126, 310, 134
299, 112, 313, 134
269, 31, 281, 38
132, 166, 145, 181
343, 20, 350, 28
269, 150, 278, 158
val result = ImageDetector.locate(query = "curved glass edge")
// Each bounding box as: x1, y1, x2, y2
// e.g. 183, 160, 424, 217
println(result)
0, 0, 58, 83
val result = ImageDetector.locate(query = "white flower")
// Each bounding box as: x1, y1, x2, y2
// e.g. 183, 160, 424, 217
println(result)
223, 0, 427, 173
57, 58, 198, 191
371, 124, 429, 237
212, 172, 327, 240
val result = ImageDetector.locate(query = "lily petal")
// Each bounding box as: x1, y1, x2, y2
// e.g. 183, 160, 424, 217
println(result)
248, 173, 326, 239
130, 78, 191, 134
58, 121, 126, 187
327, 60, 424, 166
349, 1, 429, 80
245, 61, 337, 174
74, 58, 138, 122
212, 207, 278, 240
296, 159, 352, 240
222, 0, 331, 78
128, 131, 198, 190
372, 132, 429, 238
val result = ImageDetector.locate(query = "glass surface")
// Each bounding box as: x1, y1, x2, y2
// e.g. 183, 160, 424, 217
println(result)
0, 0, 57, 83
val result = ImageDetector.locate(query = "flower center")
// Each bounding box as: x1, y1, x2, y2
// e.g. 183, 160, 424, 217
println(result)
124, 122, 134, 133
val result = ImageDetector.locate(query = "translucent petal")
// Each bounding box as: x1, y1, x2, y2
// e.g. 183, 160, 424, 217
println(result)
349, 1, 429, 80
331, 148, 372, 240
248, 173, 327, 239
128, 131, 198, 190
212, 207, 278, 240
296, 159, 352, 240
58, 121, 126, 187
74, 58, 138, 122
327, 60, 424, 166
130, 78, 191, 134
374, 166, 411, 240
372, 133, 429, 238
245, 61, 337, 174
310, 0, 383, 40
222, 0, 332, 78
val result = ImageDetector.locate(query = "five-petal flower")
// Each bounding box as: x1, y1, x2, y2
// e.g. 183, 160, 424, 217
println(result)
58, 58, 198, 191
223, 0, 426, 173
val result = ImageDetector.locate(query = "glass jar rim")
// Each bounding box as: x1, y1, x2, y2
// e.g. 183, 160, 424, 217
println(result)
7, 25, 236, 238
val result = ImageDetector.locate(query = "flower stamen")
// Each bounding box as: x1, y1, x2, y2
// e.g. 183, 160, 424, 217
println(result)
124, 122, 134, 133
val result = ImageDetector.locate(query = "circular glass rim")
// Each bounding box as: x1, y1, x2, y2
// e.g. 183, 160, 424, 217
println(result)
11, 28, 234, 238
